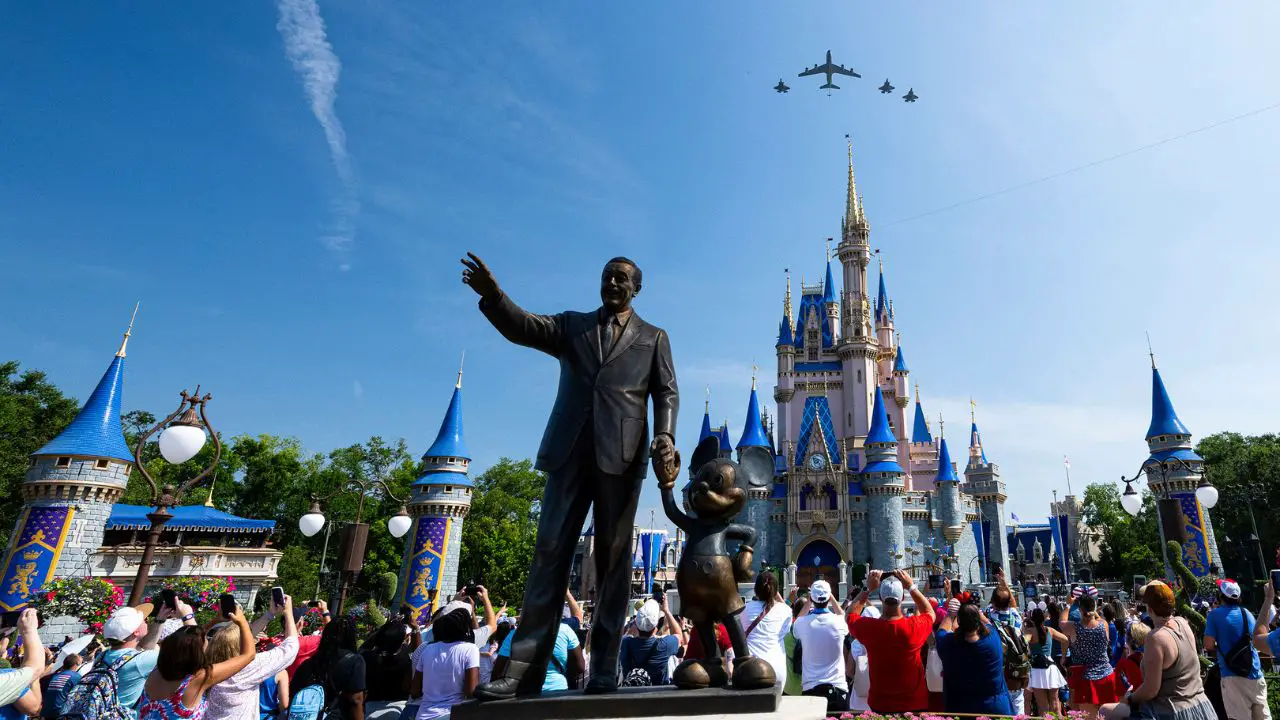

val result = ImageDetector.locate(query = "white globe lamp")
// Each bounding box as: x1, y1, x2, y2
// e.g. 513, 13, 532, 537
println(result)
158, 423, 206, 464
1195, 481, 1219, 510
388, 507, 412, 539
299, 502, 326, 538
1121, 481, 1142, 517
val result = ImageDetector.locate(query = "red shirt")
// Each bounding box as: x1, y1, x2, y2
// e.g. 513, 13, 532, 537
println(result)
849, 612, 934, 712
685, 623, 732, 659
288, 634, 322, 679
1117, 652, 1144, 691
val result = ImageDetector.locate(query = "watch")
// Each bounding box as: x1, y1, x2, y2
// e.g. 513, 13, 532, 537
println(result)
808, 454, 827, 471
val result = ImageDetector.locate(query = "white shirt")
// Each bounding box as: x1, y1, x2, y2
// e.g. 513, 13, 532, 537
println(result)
792, 611, 849, 691
849, 604, 880, 657
206, 636, 300, 720
739, 599, 792, 685
414, 641, 480, 720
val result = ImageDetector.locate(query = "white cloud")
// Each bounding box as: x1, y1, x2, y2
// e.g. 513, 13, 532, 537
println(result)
276, 0, 359, 261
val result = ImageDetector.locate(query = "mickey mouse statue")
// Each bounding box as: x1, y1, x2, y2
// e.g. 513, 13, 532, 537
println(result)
653, 434, 776, 691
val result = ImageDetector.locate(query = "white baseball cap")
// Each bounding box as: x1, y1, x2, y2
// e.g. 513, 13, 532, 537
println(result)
879, 576, 904, 603
634, 600, 661, 632
809, 580, 833, 603
1218, 579, 1242, 600
103, 605, 152, 641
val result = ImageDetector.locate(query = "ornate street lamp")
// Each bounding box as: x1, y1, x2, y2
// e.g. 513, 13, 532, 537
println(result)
129, 389, 221, 606
1120, 456, 1219, 581
298, 477, 411, 614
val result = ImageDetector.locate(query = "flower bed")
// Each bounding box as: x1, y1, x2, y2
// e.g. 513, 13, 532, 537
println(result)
825, 712, 1088, 720
31, 577, 124, 634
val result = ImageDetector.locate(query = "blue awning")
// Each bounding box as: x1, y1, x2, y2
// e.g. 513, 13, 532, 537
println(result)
107, 504, 276, 533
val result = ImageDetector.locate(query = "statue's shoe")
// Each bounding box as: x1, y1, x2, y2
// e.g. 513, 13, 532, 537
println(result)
584, 675, 618, 695
474, 677, 537, 702
673, 658, 729, 690
731, 656, 776, 690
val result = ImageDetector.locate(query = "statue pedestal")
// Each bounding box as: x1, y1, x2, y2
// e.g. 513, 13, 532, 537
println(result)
451, 686, 825, 720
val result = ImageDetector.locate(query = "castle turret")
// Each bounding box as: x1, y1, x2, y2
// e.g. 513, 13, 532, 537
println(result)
0, 321, 136, 630
835, 140, 878, 448
861, 388, 905, 569
398, 362, 472, 619
963, 404, 1009, 579
934, 435, 964, 547
775, 274, 796, 462
822, 251, 839, 339
738, 379, 779, 574
1143, 358, 1218, 576
907, 385, 939, 489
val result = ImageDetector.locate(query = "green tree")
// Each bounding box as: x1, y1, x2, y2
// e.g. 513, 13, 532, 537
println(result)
1197, 432, 1280, 582
459, 458, 546, 607
1081, 482, 1162, 581
0, 362, 80, 544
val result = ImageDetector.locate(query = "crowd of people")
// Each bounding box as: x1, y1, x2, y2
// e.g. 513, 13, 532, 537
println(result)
0, 569, 1279, 719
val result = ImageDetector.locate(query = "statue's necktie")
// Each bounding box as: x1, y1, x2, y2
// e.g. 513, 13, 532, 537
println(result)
602, 317, 616, 357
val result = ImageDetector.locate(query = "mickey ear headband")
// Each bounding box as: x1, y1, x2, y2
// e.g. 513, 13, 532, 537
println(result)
1071, 586, 1084, 598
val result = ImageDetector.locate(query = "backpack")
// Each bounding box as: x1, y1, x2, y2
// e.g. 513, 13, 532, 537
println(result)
993, 619, 1032, 691
621, 639, 659, 687
1223, 608, 1257, 677
287, 684, 329, 720
57, 650, 139, 720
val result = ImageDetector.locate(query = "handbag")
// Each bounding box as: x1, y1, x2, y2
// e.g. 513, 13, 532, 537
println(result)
926, 646, 944, 692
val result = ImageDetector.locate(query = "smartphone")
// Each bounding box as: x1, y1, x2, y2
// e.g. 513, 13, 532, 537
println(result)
0, 611, 18, 629
399, 604, 414, 621
271, 587, 285, 608
1271, 569, 1280, 590
950, 579, 962, 597
218, 593, 236, 618
652, 588, 664, 603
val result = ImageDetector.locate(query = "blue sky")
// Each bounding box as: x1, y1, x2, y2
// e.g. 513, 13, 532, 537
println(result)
3, 2, 1278, 538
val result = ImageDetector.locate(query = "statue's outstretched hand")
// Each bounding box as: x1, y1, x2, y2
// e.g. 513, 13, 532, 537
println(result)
461, 252, 501, 300
651, 437, 680, 491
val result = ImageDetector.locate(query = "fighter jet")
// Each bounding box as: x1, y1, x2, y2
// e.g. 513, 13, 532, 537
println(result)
774, 79, 790, 93
903, 88, 918, 103
879, 79, 894, 94
798, 50, 860, 90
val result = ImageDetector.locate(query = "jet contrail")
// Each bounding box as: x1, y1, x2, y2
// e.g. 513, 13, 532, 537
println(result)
276, 0, 358, 259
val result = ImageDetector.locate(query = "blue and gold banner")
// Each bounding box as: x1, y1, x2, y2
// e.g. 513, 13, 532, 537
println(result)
0, 506, 75, 611
1172, 492, 1213, 577
401, 517, 450, 620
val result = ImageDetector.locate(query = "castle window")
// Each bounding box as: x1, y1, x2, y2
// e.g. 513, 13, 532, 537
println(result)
445, 486, 453, 493
800, 485, 814, 511
823, 484, 838, 510
857, 370, 862, 383
1034, 544, 1044, 563
95, 459, 110, 470
55, 457, 71, 468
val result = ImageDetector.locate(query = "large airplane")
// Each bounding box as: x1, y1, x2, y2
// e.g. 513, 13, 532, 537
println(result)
902, 88, 919, 103
798, 50, 860, 90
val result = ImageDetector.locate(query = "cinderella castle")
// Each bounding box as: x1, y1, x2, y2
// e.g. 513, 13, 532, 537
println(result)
706, 142, 1012, 594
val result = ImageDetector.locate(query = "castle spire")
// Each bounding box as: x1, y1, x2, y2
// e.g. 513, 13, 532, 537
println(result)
911, 385, 932, 443
1147, 365, 1190, 439
736, 382, 771, 449
777, 271, 794, 347
968, 398, 988, 466
844, 134, 866, 230
117, 303, 139, 358
822, 252, 838, 306
33, 333, 133, 463
420, 364, 470, 474
863, 388, 904, 471
699, 388, 713, 442
935, 436, 959, 483
876, 260, 890, 323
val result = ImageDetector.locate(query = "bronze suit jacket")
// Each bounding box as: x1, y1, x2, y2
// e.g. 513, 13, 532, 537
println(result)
480, 293, 679, 477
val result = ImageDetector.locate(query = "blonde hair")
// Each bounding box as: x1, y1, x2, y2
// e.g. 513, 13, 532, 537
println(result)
1129, 621, 1150, 648
204, 622, 241, 666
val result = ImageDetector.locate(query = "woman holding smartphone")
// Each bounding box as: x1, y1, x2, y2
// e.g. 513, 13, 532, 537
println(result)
204, 592, 300, 720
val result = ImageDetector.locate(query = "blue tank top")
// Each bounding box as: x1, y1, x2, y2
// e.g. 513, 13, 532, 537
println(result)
259, 674, 279, 718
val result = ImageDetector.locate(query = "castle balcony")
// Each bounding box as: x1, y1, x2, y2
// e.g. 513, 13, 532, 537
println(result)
795, 509, 841, 536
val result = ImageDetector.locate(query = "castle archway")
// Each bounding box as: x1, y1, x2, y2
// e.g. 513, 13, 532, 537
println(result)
794, 538, 842, 590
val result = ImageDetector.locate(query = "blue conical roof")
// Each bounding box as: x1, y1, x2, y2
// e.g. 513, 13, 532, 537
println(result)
718, 424, 732, 453
876, 269, 889, 321
935, 437, 958, 482
423, 386, 469, 460
1146, 367, 1190, 439
736, 386, 770, 448
698, 409, 713, 443
866, 388, 896, 445
893, 345, 908, 373
823, 261, 837, 305
912, 400, 932, 444
34, 355, 132, 462
776, 313, 793, 346
969, 422, 988, 465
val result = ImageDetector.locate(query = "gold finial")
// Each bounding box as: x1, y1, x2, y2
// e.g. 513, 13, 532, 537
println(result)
456, 350, 465, 389
751, 361, 758, 390
844, 133, 862, 226
705, 385, 710, 413
1146, 331, 1156, 369
914, 382, 920, 405
116, 302, 139, 358
895, 331, 901, 346
204, 471, 217, 507
938, 412, 945, 439
783, 269, 794, 333
969, 397, 977, 424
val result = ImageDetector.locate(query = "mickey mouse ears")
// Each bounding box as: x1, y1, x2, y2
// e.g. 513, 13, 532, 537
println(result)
737, 446, 774, 488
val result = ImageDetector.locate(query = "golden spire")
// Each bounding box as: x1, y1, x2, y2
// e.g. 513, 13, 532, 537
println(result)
969, 397, 977, 424
783, 269, 794, 333
116, 302, 139, 358
751, 362, 758, 390
914, 382, 920, 405
705, 385, 710, 413
938, 413, 945, 439
456, 350, 465, 388
845, 134, 862, 227
205, 471, 217, 507
1146, 331, 1156, 369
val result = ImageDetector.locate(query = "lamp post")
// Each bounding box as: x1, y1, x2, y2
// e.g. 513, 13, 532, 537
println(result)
298, 477, 412, 614
129, 389, 222, 606
1120, 456, 1218, 582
